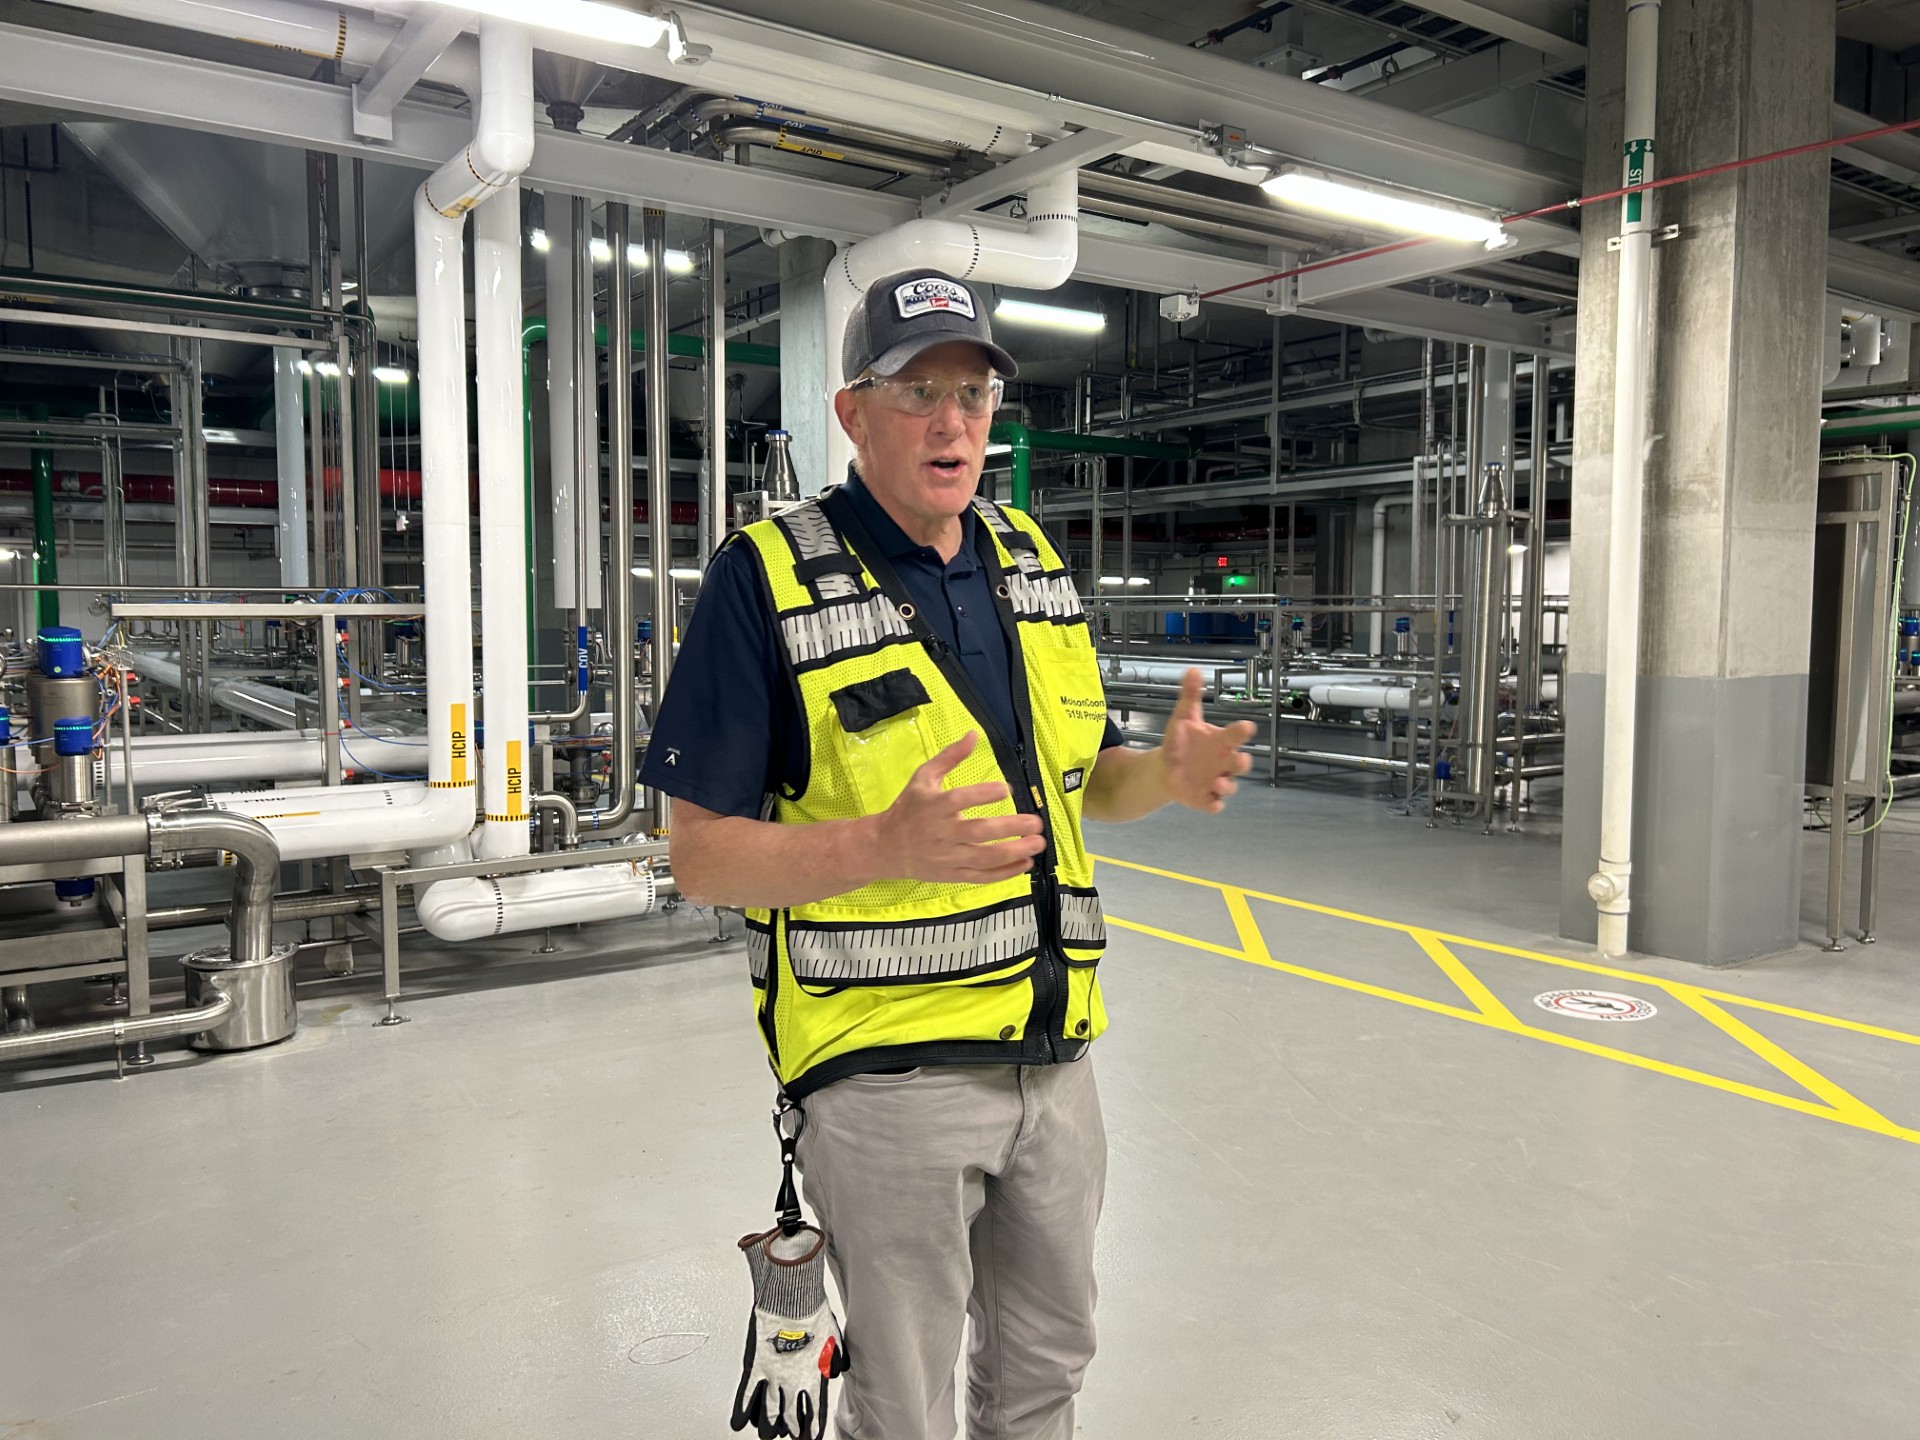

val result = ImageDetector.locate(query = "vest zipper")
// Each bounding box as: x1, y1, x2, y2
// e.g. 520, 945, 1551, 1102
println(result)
819, 489, 1069, 1063
1019, 738, 1068, 1062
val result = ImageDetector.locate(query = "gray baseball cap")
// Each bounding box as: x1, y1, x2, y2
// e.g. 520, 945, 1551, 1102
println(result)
843, 269, 1019, 382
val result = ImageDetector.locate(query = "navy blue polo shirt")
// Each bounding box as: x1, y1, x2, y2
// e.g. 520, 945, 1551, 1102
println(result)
641, 475, 1121, 820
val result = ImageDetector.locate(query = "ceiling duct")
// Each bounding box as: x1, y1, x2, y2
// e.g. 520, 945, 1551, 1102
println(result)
532, 54, 609, 132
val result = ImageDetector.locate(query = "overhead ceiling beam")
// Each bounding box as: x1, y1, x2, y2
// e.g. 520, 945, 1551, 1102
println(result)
1832, 213, 1920, 243
1295, 289, 1569, 353
1828, 237, 1920, 321
1369, 0, 1586, 64
1360, 42, 1570, 116
0, 21, 1575, 358
1293, 218, 1574, 306
677, 0, 1580, 214
1834, 103, 1920, 190
918, 129, 1126, 219
350, 5, 469, 141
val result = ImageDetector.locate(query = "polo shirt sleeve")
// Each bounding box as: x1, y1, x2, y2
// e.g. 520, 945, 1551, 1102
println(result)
640, 538, 795, 820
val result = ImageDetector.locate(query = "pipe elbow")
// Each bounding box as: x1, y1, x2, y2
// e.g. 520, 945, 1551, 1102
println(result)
471, 125, 536, 184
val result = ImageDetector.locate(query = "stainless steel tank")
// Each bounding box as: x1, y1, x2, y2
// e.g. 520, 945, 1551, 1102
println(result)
182, 942, 299, 1051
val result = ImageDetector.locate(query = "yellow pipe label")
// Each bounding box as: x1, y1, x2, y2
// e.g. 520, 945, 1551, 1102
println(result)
449, 703, 469, 786
506, 739, 524, 820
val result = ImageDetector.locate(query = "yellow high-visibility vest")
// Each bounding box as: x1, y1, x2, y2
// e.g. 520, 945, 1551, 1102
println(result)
735, 488, 1110, 1098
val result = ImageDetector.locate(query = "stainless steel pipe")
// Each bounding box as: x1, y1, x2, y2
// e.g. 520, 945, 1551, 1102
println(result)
644, 207, 673, 833
0, 812, 150, 864
0, 991, 233, 1064
148, 811, 281, 964
599, 203, 638, 832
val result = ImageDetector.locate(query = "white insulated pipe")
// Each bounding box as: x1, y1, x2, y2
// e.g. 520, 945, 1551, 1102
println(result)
1367, 494, 1412, 656
1309, 682, 1417, 713
474, 179, 532, 861
1590, 0, 1661, 960
109, 730, 426, 786
272, 348, 310, 588
415, 863, 661, 941
131, 649, 309, 730
824, 172, 1081, 480
205, 21, 533, 862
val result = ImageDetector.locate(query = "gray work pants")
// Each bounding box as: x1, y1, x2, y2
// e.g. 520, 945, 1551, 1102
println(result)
795, 1056, 1107, 1440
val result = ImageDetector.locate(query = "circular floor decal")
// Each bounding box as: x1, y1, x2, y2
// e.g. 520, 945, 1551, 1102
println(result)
1533, 989, 1658, 1022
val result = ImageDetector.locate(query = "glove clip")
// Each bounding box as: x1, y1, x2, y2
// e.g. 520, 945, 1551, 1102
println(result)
772, 1095, 806, 1237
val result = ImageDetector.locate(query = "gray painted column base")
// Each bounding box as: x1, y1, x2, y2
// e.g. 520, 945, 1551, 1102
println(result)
1560, 670, 1809, 965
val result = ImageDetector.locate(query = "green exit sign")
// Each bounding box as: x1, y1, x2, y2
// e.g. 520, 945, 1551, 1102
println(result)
1224, 574, 1252, 589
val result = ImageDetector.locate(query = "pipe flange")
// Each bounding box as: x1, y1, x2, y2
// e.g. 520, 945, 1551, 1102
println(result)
180, 940, 299, 972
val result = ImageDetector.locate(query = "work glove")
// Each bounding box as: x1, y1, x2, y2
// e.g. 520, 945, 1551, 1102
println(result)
730, 1223, 848, 1440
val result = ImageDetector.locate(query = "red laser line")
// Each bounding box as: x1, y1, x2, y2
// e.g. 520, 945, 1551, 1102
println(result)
1195, 112, 1920, 303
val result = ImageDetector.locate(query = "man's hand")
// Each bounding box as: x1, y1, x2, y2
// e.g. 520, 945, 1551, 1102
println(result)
1161, 669, 1255, 813
873, 731, 1047, 884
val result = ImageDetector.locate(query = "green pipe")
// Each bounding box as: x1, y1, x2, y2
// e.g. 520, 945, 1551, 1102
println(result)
1821, 407, 1920, 440
988, 421, 1194, 464
1009, 430, 1033, 511
28, 407, 58, 628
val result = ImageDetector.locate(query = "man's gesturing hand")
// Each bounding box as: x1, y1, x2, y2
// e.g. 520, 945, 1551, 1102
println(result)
872, 731, 1046, 884
1162, 669, 1255, 813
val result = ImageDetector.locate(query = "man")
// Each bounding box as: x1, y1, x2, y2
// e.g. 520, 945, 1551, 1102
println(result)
642, 267, 1254, 1440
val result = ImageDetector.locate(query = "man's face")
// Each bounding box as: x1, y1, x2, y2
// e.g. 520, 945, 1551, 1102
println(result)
835, 341, 998, 529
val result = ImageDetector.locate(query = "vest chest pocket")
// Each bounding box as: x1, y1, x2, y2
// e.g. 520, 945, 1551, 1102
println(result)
829, 668, 937, 812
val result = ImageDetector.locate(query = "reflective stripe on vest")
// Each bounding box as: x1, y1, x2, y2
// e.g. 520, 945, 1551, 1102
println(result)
735, 491, 1111, 1096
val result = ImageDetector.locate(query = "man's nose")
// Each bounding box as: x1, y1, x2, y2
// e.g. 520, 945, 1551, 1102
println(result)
927, 393, 967, 433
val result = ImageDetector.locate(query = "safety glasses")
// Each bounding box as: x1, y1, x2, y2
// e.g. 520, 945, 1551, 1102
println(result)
848, 374, 1005, 418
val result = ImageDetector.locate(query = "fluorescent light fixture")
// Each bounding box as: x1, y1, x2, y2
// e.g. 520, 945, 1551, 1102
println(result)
995, 298, 1105, 334
530, 229, 551, 253
1507, 542, 1529, 556
631, 567, 703, 580
374, 366, 412, 385
1098, 576, 1152, 587
421, 0, 706, 64
625, 243, 696, 273
297, 360, 313, 375
591, 237, 612, 263
984, 442, 1012, 456
0, 548, 21, 562
313, 360, 342, 378
1260, 167, 1506, 247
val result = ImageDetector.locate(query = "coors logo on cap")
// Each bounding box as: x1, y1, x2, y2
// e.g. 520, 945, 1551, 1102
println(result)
894, 277, 977, 321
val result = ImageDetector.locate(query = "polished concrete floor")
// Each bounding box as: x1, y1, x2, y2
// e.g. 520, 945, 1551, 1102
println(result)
4, 777, 1920, 1438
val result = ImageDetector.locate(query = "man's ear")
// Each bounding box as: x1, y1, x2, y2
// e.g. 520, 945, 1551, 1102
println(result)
833, 387, 866, 450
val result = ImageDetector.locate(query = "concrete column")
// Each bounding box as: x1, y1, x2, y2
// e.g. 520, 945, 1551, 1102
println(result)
1560, 0, 1834, 962
778, 236, 836, 485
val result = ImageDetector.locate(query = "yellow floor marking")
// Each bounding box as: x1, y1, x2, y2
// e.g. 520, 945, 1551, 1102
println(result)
1112, 912, 1481, 1024
1093, 853, 1920, 1147
1413, 929, 1520, 1025
1093, 853, 1920, 1046
1663, 986, 1899, 1133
